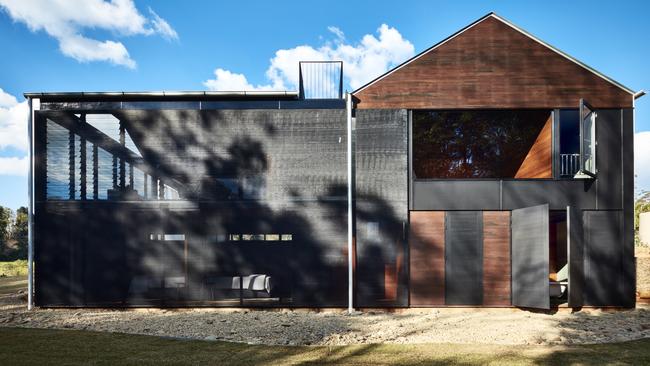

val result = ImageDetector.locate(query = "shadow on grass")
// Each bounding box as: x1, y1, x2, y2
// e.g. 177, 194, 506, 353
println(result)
1, 327, 649, 366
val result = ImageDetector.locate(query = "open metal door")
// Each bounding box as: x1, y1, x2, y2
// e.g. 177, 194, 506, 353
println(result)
577, 99, 597, 178
511, 204, 550, 309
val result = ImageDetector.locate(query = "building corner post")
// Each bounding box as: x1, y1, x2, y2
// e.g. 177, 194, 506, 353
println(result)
27, 97, 34, 310
346, 93, 354, 314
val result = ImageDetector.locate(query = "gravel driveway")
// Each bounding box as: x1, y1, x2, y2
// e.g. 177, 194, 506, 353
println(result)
1, 294, 649, 346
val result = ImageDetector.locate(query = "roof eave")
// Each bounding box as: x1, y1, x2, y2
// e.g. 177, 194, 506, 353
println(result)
23, 90, 300, 100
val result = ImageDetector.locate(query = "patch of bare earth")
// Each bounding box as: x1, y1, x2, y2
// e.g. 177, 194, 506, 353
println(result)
1, 272, 649, 346
0, 302, 648, 346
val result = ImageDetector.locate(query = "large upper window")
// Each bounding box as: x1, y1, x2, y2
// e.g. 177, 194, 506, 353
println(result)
412, 110, 552, 179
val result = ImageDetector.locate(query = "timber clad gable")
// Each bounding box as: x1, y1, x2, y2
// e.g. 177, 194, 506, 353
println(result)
353, 15, 632, 109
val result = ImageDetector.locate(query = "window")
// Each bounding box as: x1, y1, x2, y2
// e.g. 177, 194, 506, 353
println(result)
558, 100, 597, 179
412, 110, 552, 179
223, 234, 292, 242
149, 234, 186, 241
559, 110, 580, 177
579, 99, 597, 177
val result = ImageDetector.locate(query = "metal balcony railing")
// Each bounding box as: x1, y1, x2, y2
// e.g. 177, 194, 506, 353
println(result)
298, 61, 343, 99
560, 153, 580, 177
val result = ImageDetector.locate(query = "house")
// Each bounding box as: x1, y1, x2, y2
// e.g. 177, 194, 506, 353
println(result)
25, 13, 643, 310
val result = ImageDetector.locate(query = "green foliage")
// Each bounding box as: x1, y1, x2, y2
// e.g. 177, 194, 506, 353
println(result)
0, 259, 28, 277
0, 206, 12, 258
0, 205, 29, 260
12, 207, 28, 259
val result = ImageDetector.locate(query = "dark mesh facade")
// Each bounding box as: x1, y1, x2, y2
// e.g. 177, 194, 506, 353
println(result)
34, 106, 350, 307
354, 109, 409, 307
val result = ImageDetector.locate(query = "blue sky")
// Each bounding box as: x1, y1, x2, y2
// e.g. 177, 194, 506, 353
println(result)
0, 0, 649, 210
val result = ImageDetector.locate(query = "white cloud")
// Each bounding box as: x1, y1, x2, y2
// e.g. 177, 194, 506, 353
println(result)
59, 34, 136, 68
0, 156, 28, 176
0, 89, 18, 108
203, 24, 414, 91
0, 0, 177, 68
203, 69, 261, 92
148, 8, 178, 41
0, 88, 28, 153
636, 131, 650, 195
0, 89, 28, 177
327, 26, 345, 41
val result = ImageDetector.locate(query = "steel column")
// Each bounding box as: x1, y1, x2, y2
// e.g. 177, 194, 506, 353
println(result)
27, 98, 39, 310
346, 93, 354, 313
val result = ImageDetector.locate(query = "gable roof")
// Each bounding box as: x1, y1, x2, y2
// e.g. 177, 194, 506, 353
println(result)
353, 12, 635, 96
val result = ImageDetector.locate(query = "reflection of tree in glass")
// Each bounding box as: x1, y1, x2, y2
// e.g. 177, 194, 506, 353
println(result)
413, 110, 549, 178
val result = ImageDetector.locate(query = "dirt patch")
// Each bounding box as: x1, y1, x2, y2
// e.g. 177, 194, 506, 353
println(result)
1, 273, 649, 346
1, 304, 648, 346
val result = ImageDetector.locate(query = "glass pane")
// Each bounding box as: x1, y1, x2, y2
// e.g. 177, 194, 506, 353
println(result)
412, 110, 551, 179
46, 119, 70, 199
582, 108, 596, 174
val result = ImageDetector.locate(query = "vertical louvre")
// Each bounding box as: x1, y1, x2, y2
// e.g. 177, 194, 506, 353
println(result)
97, 148, 112, 200
46, 119, 70, 199
583, 210, 625, 306
511, 204, 549, 309
445, 211, 483, 305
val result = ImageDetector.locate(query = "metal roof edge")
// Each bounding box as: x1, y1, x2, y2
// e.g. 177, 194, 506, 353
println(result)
634, 90, 645, 100
23, 90, 300, 99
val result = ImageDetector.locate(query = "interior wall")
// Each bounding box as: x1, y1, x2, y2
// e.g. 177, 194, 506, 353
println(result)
514, 114, 553, 178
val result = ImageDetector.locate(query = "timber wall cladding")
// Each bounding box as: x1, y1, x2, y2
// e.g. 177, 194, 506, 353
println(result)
409, 210, 512, 306
514, 114, 552, 178
353, 16, 632, 109
482, 211, 511, 305
409, 211, 445, 305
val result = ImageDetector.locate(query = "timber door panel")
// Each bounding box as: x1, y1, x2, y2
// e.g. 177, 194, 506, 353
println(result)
445, 211, 483, 305
512, 204, 550, 309
409, 211, 445, 305
483, 211, 511, 306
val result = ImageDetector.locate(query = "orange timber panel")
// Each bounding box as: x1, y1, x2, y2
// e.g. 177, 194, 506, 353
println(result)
483, 211, 511, 306
515, 114, 553, 178
409, 211, 445, 305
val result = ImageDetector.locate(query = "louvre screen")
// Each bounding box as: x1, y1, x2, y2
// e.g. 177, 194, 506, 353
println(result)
34, 108, 349, 307
354, 109, 409, 307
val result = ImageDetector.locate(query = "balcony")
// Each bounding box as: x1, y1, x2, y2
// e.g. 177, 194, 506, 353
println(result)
560, 153, 580, 177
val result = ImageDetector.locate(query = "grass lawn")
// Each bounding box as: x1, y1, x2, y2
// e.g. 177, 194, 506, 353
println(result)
0, 327, 649, 366
0, 260, 28, 277
0, 275, 26, 297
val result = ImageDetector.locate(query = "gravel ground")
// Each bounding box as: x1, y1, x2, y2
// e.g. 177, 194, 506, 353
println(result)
1, 298, 649, 346
2, 262, 650, 347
